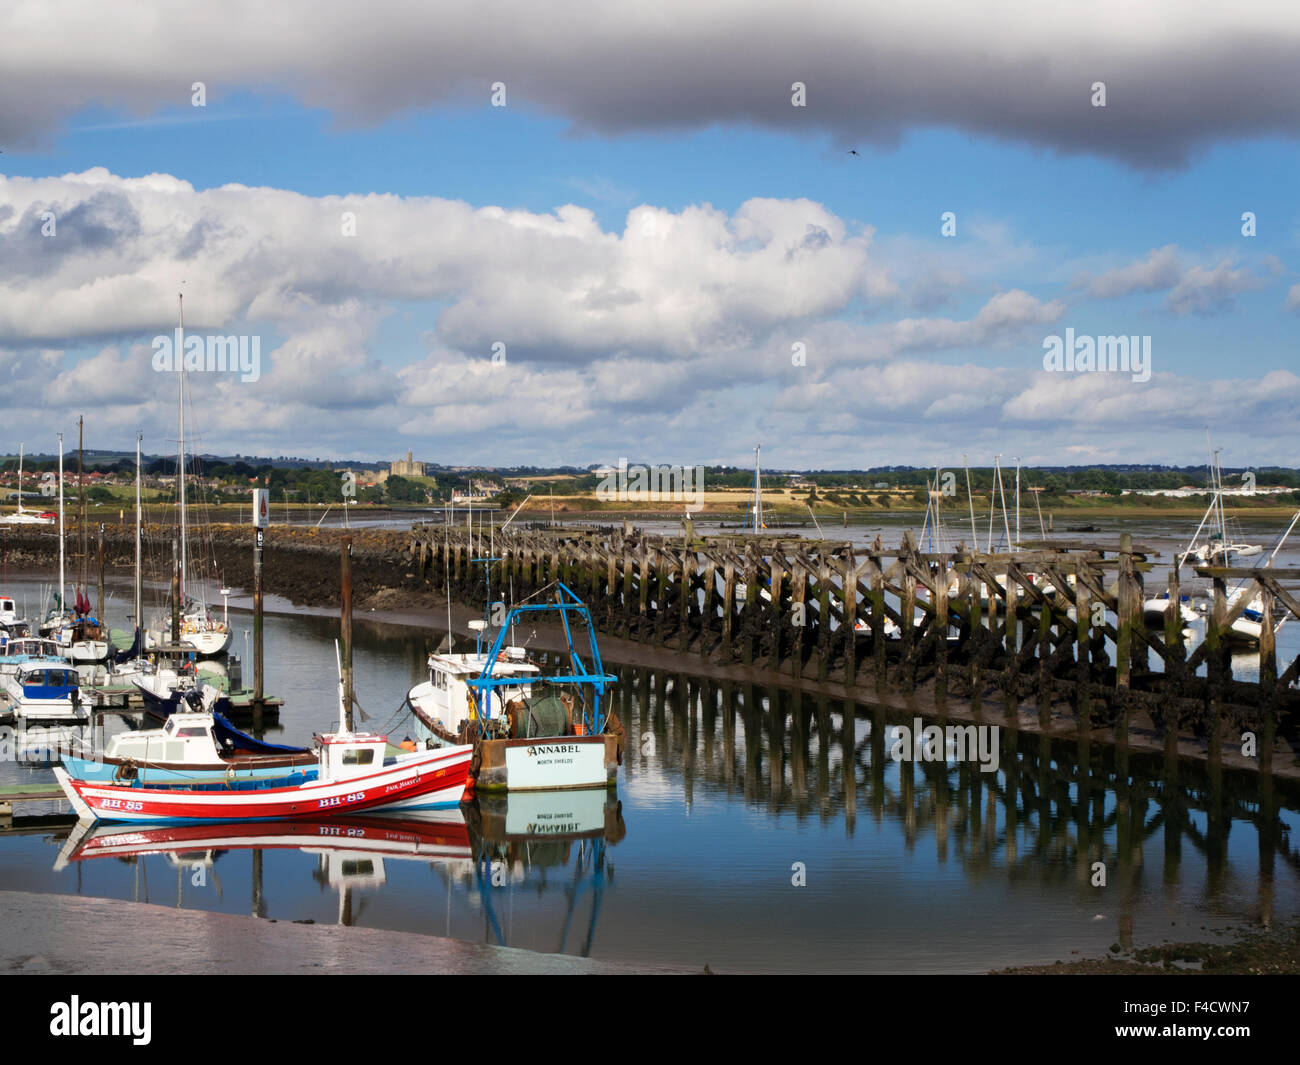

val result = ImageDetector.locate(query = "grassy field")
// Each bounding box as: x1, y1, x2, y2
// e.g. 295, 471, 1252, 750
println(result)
510, 485, 1300, 522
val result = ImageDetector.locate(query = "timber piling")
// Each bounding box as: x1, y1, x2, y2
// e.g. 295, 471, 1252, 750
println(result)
408, 523, 1300, 770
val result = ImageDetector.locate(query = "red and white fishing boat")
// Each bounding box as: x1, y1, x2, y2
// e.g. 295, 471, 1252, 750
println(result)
55, 644, 474, 822
53, 732, 473, 823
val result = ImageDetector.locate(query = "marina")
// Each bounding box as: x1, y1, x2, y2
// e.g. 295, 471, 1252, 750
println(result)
3, 0, 1299, 1007
1, 548, 1297, 973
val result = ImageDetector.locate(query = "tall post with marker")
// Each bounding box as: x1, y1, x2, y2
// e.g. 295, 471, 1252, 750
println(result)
341, 535, 354, 732
252, 487, 269, 732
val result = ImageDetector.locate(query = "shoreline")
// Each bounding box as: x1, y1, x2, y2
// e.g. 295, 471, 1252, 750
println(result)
0, 890, 686, 975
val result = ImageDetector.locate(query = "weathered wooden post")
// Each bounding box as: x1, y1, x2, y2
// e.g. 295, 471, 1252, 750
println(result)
622, 547, 636, 638
1115, 535, 1134, 692
901, 563, 917, 692
1036, 578, 1051, 726
842, 552, 857, 689
637, 540, 650, 637
741, 549, 758, 667
721, 555, 736, 662
1075, 576, 1091, 735
1258, 584, 1276, 777
934, 559, 948, 705
1208, 574, 1226, 770
1004, 565, 1019, 719
700, 553, 717, 655
768, 552, 786, 665
816, 560, 832, 683
870, 562, 886, 689
1114, 533, 1135, 753
790, 558, 807, 679
679, 547, 694, 651
1163, 568, 1184, 762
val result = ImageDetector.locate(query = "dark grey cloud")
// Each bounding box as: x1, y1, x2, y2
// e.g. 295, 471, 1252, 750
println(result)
0, 190, 139, 278
1, 3, 1298, 168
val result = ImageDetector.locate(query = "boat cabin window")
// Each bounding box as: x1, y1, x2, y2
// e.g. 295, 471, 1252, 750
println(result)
175, 727, 210, 739
342, 747, 375, 766
27, 668, 75, 688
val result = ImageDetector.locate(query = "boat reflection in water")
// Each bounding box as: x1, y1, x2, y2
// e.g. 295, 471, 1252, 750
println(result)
53, 812, 473, 919
48, 790, 626, 955
459, 788, 626, 957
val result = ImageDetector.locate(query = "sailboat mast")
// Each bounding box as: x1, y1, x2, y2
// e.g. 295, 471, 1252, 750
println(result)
78, 415, 86, 596
752, 443, 763, 531
178, 293, 187, 603
15, 443, 22, 517
57, 433, 64, 611
963, 454, 977, 547
1014, 457, 1021, 549
135, 433, 143, 633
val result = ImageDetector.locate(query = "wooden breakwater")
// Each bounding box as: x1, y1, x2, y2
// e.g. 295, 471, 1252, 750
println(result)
408, 522, 1300, 771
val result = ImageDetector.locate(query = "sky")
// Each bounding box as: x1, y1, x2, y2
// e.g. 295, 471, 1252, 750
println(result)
0, 1, 1298, 470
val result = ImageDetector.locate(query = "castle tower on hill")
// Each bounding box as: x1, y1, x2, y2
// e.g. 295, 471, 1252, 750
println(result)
390, 449, 427, 477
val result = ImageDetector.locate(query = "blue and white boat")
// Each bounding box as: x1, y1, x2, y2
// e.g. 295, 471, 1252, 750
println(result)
61, 708, 315, 787
0, 657, 86, 725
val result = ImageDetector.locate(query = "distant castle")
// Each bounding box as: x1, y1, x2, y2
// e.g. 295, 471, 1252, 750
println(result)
390, 449, 426, 477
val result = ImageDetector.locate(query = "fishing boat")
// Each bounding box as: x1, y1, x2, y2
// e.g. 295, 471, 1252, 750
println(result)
410, 583, 621, 793
408, 644, 541, 746
53, 646, 474, 822
54, 730, 471, 823
466, 586, 621, 793
60, 708, 315, 786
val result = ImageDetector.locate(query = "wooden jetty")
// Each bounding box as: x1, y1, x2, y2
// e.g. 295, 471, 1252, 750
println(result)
407, 523, 1300, 771
81, 685, 282, 717
0, 784, 66, 816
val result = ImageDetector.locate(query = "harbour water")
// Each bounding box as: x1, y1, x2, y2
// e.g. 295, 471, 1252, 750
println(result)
1, 515, 1299, 972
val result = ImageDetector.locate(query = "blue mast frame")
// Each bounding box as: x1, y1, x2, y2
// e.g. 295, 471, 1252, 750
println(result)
465, 582, 617, 736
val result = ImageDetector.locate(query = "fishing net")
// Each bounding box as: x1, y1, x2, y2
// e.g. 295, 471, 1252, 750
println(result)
507, 688, 573, 738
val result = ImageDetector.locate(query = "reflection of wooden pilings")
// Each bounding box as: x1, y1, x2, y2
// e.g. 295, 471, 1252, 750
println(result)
840, 700, 856, 835
1259, 594, 1276, 778
869, 707, 886, 826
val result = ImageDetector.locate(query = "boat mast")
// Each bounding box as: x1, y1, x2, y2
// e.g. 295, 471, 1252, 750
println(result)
57, 433, 64, 613
963, 454, 977, 547
1014, 456, 1021, 550
178, 293, 187, 604
78, 415, 86, 599
135, 433, 143, 634
15, 443, 23, 517
751, 443, 764, 532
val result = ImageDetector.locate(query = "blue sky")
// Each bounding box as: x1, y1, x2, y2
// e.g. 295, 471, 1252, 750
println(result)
0, 2, 1297, 468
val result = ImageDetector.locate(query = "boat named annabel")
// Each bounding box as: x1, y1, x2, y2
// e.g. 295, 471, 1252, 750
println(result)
407, 583, 622, 793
